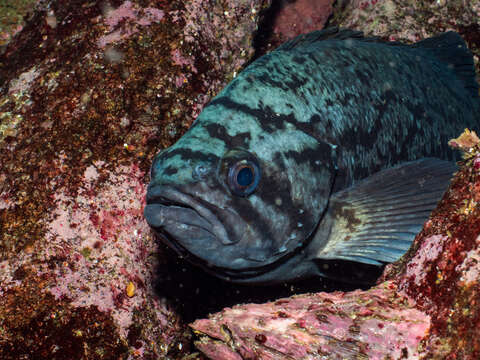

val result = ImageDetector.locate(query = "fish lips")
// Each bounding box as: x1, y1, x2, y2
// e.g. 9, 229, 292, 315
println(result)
144, 186, 243, 266
144, 203, 216, 249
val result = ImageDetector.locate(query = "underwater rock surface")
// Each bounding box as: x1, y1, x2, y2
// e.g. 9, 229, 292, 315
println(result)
1, 0, 480, 359
191, 130, 480, 358
272, 0, 334, 41
0, 0, 270, 358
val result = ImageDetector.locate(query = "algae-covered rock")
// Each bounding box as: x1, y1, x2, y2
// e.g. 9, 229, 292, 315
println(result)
0, 0, 270, 358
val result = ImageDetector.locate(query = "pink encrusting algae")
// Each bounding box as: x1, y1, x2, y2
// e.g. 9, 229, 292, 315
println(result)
43, 162, 153, 338
456, 235, 480, 285
192, 284, 430, 360
0, 161, 180, 356
170, 48, 198, 73
97, 1, 165, 48
0, 0, 271, 357
402, 234, 446, 287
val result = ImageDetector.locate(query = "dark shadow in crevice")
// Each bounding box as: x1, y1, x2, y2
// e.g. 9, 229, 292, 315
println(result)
250, 0, 294, 61
154, 243, 382, 324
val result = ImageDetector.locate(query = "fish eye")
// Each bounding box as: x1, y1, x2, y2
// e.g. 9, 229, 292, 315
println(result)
227, 159, 261, 197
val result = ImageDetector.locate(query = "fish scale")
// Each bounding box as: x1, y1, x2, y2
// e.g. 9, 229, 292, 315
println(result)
144, 27, 479, 284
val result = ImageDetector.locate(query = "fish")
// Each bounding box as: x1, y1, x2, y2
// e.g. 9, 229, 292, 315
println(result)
144, 27, 480, 284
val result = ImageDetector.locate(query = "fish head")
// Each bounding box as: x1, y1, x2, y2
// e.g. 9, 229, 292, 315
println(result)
144, 103, 336, 282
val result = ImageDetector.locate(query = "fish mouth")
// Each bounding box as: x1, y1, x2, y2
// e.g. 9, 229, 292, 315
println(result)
144, 186, 295, 279
144, 185, 240, 259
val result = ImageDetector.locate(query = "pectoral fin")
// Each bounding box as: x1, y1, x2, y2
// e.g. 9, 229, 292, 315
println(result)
313, 158, 456, 266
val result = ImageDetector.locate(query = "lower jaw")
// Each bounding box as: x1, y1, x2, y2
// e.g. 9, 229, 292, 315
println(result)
155, 229, 191, 259
154, 229, 263, 277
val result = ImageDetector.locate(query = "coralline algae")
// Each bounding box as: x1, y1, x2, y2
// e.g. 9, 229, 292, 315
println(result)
0, 0, 270, 357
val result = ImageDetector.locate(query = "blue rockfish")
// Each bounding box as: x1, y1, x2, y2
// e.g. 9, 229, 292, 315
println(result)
144, 27, 479, 284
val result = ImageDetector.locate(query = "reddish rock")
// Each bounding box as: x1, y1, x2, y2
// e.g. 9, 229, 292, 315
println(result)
273, 0, 334, 40
0, 0, 270, 358
191, 130, 480, 359
193, 286, 430, 359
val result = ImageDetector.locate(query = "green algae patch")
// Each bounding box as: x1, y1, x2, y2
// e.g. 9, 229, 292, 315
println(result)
0, 0, 37, 46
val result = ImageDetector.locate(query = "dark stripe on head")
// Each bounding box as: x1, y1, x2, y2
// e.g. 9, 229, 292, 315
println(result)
284, 145, 335, 171
204, 123, 251, 148
208, 97, 341, 157
162, 166, 178, 176
160, 148, 220, 164
223, 196, 279, 257
257, 160, 316, 236
209, 97, 319, 138
258, 152, 319, 228
208, 97, 281, 133
223, 165, 316, 257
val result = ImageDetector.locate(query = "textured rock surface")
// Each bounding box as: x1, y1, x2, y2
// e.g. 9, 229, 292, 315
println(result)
193, 285, 430, 359
272, 0, 334, 41
0, 0, 270, 358
191, 132, 480, 359
332, 0, 480, 81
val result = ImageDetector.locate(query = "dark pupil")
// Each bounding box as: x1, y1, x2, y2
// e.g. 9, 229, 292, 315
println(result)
236, 167, 253, 187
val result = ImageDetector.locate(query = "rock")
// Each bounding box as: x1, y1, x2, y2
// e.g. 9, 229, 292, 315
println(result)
190, 130, 480, 359
0, 0, 270, 358
272, 0, 334, 41
0, 0, 36, 48
193, 285, 431, 359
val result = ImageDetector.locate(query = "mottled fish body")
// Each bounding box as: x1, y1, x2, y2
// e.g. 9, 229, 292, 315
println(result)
144, 28, 479, 284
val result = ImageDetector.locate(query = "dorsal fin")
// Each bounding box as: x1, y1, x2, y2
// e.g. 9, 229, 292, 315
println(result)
275, 27, 380, 51
276, 27, 479, 98
412, 31, 479, 97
